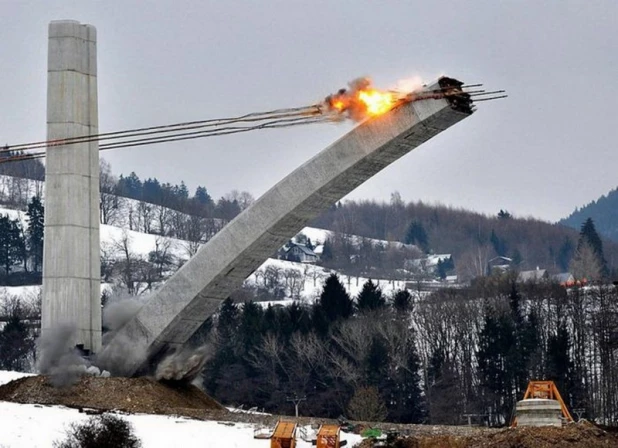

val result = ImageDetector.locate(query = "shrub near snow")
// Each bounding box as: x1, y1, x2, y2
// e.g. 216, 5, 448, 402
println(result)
54, 414, 141, 448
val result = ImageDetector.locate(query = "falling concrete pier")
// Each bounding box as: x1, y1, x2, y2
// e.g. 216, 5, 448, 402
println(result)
98, 78, 473, 376
42, 20, 101, 353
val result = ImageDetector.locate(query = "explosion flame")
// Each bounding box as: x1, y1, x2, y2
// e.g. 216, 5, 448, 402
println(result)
323, 77, 404, 121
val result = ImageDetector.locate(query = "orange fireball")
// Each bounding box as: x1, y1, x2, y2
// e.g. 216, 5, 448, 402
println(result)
323, 77, 401, 121
358, 89, 395, 116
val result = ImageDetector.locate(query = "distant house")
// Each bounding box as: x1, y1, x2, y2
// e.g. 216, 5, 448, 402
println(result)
425, 254, 452, 268
285, 243, 319, 264
445, 275, 458, 284
518, 268, 549, 283
488, 256, 513, 273
553, 272, 577, 287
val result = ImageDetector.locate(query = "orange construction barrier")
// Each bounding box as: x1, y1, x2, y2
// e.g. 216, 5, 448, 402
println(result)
316, 424, 341, 448
271, 420, 297, 448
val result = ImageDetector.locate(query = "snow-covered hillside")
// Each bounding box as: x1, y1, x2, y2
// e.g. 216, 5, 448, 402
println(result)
247, 258, 411, 304
0, 194, 418, 302
297, 226, 416, 251
0, 371, 363, 448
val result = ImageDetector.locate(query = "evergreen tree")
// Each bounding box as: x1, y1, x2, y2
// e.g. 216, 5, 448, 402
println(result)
392, 289, 412, 313
436, 259, 447, 280
318, 274, 353, 321
310, 302, 330, 338
427, 348, 463, 425
386, 347, 425, 423
117, 172, 142, 199
26, 196, 44, 273
442, 256, 455, 272
490, 229, 508, 257
578, 218, 608, 277
262, 304, 278, 334
558, 236, 575, 272
404, 221, 429, 253
239, 301, 263, 352
0, 309, 34, 371
477, 309, 517, 425
0, 215, 23, 277
498, 209, 512, 219
511, 249, 523, 266
194, 186, 214, 208
545, 322, 573, 407
177, 181, 189, 200
142, 178, 162, 203
356, 279, 385, 312
287, 301, 311, 334
365, 335, 389, 387
321, 240, 333, 261
217, 298, 239, 342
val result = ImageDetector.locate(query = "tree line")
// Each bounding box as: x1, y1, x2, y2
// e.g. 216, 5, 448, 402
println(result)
196, 273, 618, 426
0, 196, 44, 285
311, 195, 618, 282
1, 267, 616, 426
561, 185, 618, 243
103, 160, 253, 223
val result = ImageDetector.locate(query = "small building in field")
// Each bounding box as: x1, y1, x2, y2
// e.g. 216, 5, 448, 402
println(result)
553, 272, 587, 287
285, 243, 319, 264
518, 268, 549, 283
488, 256, 513, 273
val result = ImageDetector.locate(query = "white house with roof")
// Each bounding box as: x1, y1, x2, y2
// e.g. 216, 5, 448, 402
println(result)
284, 242, 319, 263
518, 267, 549, 283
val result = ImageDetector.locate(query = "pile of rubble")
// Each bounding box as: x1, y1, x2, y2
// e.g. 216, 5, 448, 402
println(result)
0, 375, 225, 419
355, 422, 618, 448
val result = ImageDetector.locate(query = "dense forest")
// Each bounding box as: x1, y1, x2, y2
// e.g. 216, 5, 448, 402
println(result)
193, 273, 618, 425
2, 271, 617, 426
561, 186, 618, 243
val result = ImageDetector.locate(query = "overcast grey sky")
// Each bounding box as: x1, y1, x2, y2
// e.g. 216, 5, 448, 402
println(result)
1, 1, 617, 222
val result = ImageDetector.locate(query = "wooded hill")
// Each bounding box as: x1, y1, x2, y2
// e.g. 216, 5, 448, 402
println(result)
2, 153, 617, 283
561, 186, 618, 243
311, 197, 618, 281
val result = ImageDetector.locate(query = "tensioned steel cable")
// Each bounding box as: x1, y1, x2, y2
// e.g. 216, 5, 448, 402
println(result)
3, 105, 323, 154
0, 115, 330, 164
0, 83, 505, 165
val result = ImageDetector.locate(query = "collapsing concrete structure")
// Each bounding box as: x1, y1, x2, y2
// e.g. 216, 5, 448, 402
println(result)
42, 21, 101, 353
98, 77, 473, 376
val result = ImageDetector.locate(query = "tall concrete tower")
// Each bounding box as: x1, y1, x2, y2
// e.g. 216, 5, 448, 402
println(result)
42, 20, 101, 353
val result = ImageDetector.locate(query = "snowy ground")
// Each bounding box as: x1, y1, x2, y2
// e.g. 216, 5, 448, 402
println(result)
248, 257, 413, 303
0, 371, 363, 448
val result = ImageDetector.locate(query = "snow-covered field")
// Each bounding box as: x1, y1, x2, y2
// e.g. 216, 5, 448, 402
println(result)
0, 371, 363, 448
248, 257, 411, 303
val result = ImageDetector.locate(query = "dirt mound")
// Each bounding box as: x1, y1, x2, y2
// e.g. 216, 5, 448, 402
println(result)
356, 422, 618, 448
471, 423, 618, 448
0, 375, 225, 419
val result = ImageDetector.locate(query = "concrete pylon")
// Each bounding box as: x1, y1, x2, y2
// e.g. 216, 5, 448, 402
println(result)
42, 20, 101, 353
98, 77, 473, 376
